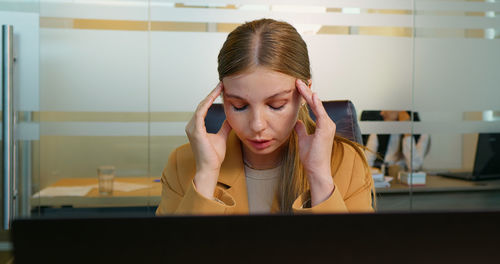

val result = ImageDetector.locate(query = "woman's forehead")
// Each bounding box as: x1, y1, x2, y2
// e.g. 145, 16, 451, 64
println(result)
222, 68, 296, 95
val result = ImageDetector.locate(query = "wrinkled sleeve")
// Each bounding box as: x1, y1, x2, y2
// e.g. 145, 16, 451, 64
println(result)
155, 149, 235, 216
292, 151, 374, 214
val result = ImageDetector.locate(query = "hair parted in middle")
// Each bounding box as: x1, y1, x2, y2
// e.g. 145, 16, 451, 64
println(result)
217, 18, 372, 212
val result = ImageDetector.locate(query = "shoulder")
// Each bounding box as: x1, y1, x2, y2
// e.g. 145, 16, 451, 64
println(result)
332, 137, 367, 165
162, 143, 196, 195
331, 137, 372, 196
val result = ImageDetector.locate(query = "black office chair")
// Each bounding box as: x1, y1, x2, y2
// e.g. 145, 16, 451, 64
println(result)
205, 100, 363, 144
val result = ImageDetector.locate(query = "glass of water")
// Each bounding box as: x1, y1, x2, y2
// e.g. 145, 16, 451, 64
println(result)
98, 166, 115, 195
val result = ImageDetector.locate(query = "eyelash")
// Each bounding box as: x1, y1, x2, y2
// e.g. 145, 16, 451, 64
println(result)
232, 104, 285, 112
233, 105, 248, 112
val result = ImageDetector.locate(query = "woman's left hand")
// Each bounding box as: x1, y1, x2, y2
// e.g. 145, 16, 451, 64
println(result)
294, 79, 336, 206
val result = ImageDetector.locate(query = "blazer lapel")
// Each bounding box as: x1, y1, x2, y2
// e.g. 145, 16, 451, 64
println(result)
218, 131, 249, 214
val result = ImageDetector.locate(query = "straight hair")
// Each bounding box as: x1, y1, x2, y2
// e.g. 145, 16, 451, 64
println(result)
218, 18, 374, 212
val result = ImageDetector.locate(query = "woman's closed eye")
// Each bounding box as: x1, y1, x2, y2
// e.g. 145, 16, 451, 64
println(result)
231, 100, 287, 112
232, 104, 248, 111
269, 103, 285, 111
268, 99, 288, 111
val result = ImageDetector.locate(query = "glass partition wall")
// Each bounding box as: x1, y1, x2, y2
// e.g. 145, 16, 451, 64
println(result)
35, 0, 155, 217
411, 0, 500, 211
0, 0, 499, 229
148, 0, 416, 212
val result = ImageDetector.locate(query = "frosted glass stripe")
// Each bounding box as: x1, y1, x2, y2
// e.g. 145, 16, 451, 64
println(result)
359, 122, 412, 134
17, 122, 40, 141
150, 122, 188, 136
157, 0, 500, 12
415, 15, 500, 29
40, 122, 149, 136
38, 121, 187, 136
360, 121, 500, 134
0, 121, 41, 140
44, 0, 415, 11
416, 1, 500, 12
38, 0, 500, 21
32, 120, 500, 136
40, 2, 148, 21
412, 121, 500, 134
38, 121, 413, 136
150, 8, 414, 27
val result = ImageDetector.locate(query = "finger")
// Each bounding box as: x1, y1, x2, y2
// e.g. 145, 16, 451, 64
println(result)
295, 79, 328, 124
310, 93, 336, 131
295, 79, 313, 105
194, 82, 223, 128
311, 93, 329, 120
217, 120, 232, 139
197, 82, 223, 113
294, 120, 308, 139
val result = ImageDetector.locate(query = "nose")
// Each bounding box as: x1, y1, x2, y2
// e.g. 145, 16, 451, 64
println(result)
249, 108, 266, 134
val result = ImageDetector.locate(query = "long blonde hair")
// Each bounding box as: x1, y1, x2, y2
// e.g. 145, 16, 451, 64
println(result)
218, 19, 373, 212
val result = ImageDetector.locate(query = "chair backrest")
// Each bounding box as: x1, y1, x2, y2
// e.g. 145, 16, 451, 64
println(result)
205, 100, 363, 144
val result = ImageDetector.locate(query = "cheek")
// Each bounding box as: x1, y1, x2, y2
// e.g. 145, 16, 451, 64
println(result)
273, 105, 300, 133
223, 105, 245, 132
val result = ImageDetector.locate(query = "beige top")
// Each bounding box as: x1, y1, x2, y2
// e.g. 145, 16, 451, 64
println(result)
244, 164, 281, 214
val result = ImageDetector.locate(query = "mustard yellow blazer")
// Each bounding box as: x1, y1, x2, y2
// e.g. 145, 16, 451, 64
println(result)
156, 132, 374, 215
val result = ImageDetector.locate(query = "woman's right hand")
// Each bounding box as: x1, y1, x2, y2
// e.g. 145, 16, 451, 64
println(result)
185, 82, 232, 199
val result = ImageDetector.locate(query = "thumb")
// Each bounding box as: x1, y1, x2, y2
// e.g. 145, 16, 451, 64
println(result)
217, 120, 232, 140
294, 120, 307, 140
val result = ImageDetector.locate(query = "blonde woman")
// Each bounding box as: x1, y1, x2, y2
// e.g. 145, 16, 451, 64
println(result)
156, 19, 374, 215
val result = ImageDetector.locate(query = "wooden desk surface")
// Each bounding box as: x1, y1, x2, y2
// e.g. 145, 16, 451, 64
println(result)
31, 177, 162, 208
376, 174, 500, 194
33, 175, 500, 208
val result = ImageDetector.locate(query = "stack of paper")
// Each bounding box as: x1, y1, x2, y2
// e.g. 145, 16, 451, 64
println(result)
399, 171, 426, 186
374, 177, 393, 188
33, 186, 94, 197
371, 168, 392, 188
32, 181, 151, 198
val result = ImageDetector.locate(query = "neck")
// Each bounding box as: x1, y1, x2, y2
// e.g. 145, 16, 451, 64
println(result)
242, 144, 284, 170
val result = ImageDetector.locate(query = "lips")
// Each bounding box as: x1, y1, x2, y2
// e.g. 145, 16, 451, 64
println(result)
248, 139, 273, 150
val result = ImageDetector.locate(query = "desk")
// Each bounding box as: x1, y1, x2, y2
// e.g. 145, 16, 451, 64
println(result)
375, 174, 500, 212
31, 177, 162, 208
32, 175, 500, 214
377, 174, 500, 194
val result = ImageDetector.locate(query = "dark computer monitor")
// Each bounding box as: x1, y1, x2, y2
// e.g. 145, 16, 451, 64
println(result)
440, 133, 500, 180
11, 212, 500, 263
473, 133, 500, 179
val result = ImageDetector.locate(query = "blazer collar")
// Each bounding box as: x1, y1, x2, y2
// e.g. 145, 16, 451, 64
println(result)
218, 131, 245, 188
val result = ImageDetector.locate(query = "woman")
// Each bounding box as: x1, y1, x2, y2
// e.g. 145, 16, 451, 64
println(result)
156, 18, 374, 215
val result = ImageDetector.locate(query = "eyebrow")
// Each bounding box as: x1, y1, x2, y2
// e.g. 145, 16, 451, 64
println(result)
224, 89, 293, 100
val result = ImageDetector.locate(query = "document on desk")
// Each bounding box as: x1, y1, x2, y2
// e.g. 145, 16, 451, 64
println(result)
32, 186, 94, 197
112, 182, 150, 192
32, 182, 151, 197
84, 182, 150, 192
